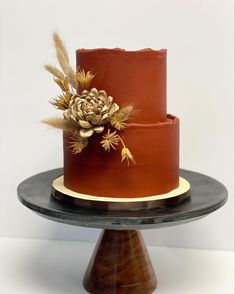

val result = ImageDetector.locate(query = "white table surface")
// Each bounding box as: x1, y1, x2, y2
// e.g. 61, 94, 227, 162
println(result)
0, 237, 234, 294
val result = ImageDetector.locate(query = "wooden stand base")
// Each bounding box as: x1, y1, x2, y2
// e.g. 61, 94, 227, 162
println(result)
83, 230, 157, 294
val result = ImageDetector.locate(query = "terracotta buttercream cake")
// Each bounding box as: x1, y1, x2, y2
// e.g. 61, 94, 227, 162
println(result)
64, 48, 179, 198
43, 33, 188, 207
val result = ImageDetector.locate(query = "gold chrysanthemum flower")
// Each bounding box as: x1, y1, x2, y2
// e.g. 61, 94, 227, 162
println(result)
101, 129, 120, 151
64, 88, 119, 138
121, 147, 136, 165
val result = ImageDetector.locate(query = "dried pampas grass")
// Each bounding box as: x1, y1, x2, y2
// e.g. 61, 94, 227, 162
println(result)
41, 118, 78, 133
44, 32, 78, 90
53, 32, 69, 63
52, 33, 78, 90
53, 78, 70, 92
55, 48, 78, 89
44, 64, 65, 80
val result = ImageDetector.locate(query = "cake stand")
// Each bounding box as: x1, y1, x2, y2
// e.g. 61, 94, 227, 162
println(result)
17, 168, 227, 294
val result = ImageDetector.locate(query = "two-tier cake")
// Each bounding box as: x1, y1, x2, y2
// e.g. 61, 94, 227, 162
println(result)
43, 33, 190, 210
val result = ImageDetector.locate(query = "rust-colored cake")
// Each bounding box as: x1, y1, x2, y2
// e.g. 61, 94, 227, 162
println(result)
63, 48, 179, 198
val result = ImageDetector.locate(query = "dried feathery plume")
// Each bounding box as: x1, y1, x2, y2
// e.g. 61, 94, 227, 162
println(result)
68, 133, 88, 154
44, 64, 65, 80
101, 129, 120, 151
50, 92, 74, 110
41, 118, 78, 133
66, 68, 78, 90
54, 78, 70, 92
121, 147, 136, 165
56, 48, 78, 89
53, 32, 69, 63
110, 105, 134, 130
52, 32, 78, 89
76, 69, 95, 90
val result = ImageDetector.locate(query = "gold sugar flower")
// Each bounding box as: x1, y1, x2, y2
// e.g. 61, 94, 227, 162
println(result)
64, 88, 119, 138
101, 129, 120, 151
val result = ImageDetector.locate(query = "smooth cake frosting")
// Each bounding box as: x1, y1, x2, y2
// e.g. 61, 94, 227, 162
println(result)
63, 48, 179, 198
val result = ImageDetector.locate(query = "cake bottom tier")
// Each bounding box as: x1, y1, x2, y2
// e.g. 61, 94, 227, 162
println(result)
63, 115, 179, 198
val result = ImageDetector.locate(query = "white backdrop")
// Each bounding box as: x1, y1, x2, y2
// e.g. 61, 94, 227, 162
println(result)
0, 0, 234, 251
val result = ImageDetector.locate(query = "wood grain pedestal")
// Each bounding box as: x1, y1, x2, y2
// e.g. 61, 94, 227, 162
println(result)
17, 169, 228, 294
83, 230, 157, 294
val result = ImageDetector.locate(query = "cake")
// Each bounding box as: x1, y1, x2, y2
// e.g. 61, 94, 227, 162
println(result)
64, 48, 179, 198
43, 33, 189, 208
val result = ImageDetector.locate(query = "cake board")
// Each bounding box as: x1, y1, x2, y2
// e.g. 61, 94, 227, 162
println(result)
17, 168, 228, 294
52, 175, 191, 211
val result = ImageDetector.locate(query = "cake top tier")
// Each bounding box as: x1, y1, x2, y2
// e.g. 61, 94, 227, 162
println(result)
76, 48, 167, 123
78, 48, 165, 53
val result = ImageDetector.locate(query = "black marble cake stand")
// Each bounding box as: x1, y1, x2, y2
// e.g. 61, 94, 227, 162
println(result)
17, 169, 227, 294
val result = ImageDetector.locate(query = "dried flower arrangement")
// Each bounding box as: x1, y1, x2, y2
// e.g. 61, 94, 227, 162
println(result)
42, 33, 136, 164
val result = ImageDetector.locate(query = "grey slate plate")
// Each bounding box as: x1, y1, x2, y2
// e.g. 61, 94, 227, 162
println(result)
17, 168, 228, 230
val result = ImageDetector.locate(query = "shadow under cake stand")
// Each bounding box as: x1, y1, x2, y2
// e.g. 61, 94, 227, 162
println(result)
17, 169, 227, 294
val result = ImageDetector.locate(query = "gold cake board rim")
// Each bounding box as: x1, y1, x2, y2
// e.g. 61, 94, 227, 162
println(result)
52, 175, 190, 203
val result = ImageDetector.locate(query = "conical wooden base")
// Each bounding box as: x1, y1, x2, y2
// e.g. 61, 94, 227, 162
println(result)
83, 230, 157, 294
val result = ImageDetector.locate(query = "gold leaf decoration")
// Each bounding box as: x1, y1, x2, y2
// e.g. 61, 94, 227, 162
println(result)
110, 105, 134, 130
76, 69, 95, 90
